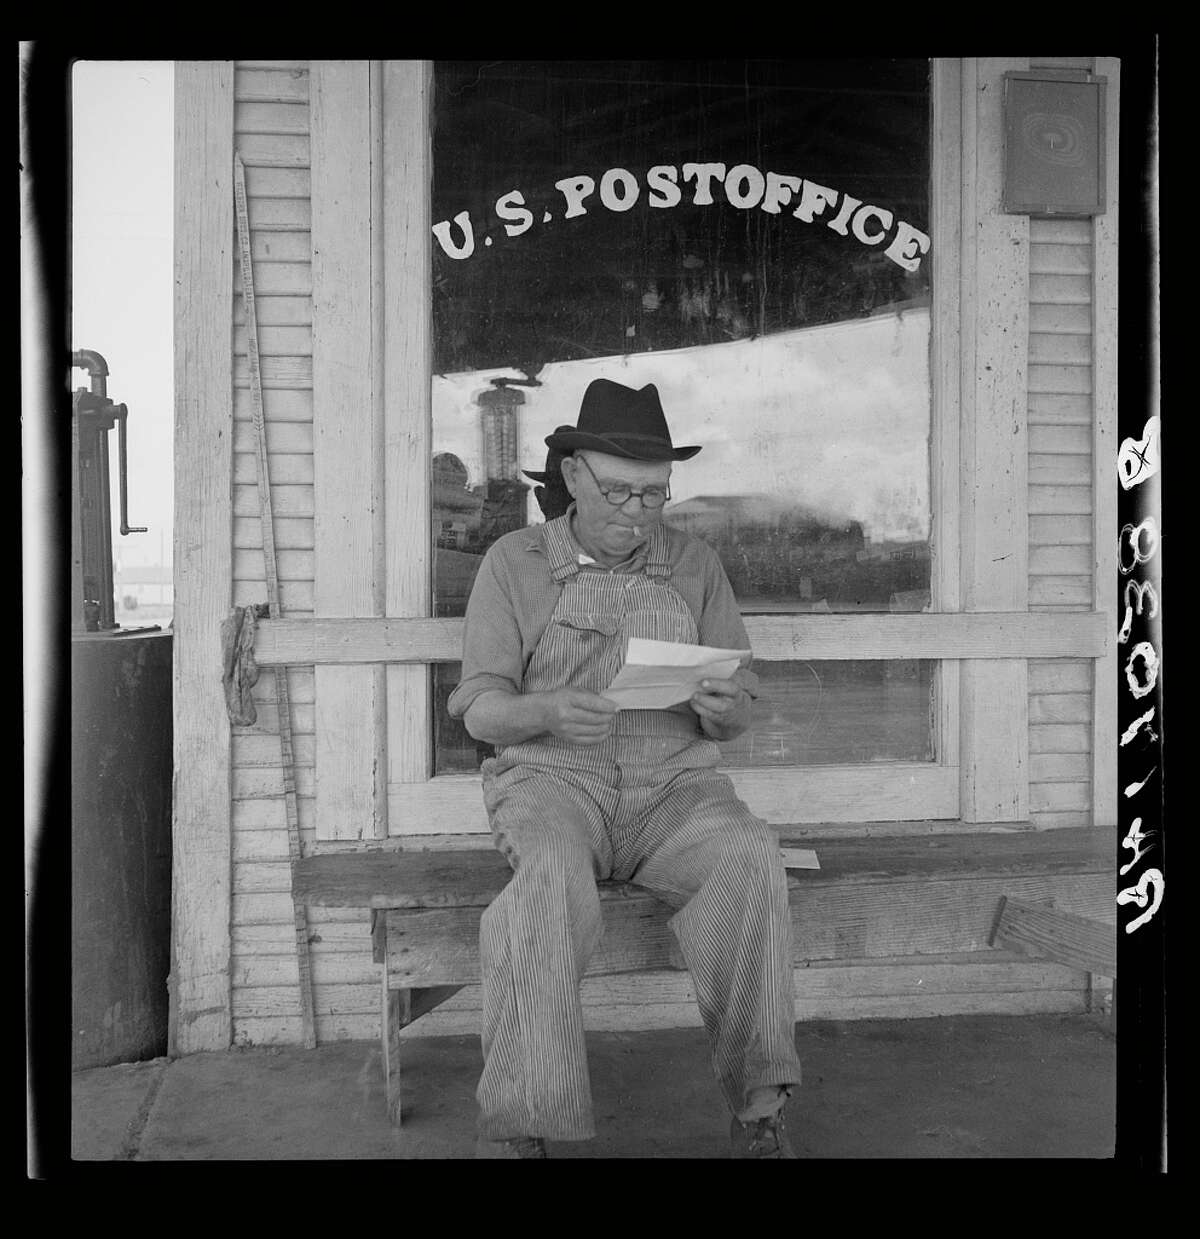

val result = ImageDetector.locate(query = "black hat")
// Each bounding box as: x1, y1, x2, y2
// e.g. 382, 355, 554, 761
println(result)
544, 379, 701, 461
522, 427, 575, 484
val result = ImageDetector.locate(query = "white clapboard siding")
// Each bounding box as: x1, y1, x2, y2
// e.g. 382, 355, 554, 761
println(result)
230, 60, 319, 1049
233, 324, 313, 356
1027, 212, 1095, 831
233, 516, 315, 550
233, 297, 312, 329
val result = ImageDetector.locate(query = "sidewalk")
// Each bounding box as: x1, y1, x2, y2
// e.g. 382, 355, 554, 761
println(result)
70, 1013, 1115, 1160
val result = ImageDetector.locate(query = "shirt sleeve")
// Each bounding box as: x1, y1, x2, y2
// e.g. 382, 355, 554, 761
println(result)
445, 544, 526, 718
694, 541, 760, 699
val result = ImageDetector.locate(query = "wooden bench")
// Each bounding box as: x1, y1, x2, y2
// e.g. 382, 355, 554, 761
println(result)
292, 826, 1114, 1124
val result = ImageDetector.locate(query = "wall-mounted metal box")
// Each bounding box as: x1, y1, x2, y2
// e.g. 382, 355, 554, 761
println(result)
1003, 70, 1107, 216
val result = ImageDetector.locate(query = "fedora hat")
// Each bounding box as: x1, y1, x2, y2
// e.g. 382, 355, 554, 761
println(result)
521, 427, 575, 484
544, 379, 701, 462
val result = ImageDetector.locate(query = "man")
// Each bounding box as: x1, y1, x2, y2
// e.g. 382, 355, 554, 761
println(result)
448, 377, 802, 1159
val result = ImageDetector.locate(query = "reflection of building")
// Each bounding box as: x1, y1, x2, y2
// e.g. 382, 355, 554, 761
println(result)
667, 494, 921, 608
113, 562, 173, 609
433, 452, 485, 550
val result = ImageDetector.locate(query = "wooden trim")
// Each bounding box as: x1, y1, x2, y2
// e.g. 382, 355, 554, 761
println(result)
311, 62, 387, 840
931, 58, 963, 771
1091, 56, 1121, 827
990, 896, 1116, 977
171, 61, 235, 1054
382, 60, 434, 798
958, 58, 1031, 823
386, 762, 960, 831
253, 609, 1109, 667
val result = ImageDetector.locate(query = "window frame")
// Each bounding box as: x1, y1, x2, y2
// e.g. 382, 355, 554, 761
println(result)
385, 58, 961, 834
259, 57, 1103, 845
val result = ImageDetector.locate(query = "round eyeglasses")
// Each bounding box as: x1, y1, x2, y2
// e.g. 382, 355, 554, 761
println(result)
574, 454, 671, 509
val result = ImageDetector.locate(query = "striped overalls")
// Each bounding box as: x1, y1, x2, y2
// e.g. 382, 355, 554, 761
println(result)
476, 518, 802, 1141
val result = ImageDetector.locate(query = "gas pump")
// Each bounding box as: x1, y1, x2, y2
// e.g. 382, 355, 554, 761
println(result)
71, 349, 148, 631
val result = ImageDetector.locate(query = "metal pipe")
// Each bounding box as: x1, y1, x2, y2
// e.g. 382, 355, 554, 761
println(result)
115, 404, 148, 535
72, 349, 109, 398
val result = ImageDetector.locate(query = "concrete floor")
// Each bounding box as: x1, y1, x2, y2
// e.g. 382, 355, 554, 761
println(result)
70, 1013, 1115, 1160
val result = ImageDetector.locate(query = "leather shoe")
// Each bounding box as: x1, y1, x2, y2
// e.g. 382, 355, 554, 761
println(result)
730, 1109, 797, 1159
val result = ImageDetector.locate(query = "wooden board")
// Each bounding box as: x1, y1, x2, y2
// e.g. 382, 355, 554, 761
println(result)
252, 610, 1109, 667
292, 827, 1112, 911
990, 896, 1116, 977
383, 60, 435, 795
311, 61, 387, 843
171, 61, 235, 1055
230, 952, 1096, 1042
384, 871, 1111, 984
1091, 55, 1121, 829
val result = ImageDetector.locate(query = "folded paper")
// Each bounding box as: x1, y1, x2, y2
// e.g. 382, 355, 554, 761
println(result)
602, 637, 752, 710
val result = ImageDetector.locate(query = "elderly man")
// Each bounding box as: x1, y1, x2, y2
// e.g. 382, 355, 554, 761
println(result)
448, 378, 802, 1159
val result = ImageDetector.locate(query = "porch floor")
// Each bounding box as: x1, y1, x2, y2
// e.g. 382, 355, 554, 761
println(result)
69, 1013, 1114, 1161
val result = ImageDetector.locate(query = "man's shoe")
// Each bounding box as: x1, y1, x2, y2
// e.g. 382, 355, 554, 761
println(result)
730, 1109, 797, 1159
475, 1135, 548, 1159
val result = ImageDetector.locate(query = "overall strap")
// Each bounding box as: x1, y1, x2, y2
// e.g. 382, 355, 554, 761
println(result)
541, 514, 581, 582
644, 521, 673, 578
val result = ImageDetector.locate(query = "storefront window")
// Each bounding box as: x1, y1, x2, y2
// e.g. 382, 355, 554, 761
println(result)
430, 59, 933, 774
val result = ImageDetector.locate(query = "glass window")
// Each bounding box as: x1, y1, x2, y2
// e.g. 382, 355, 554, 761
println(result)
430, 59, 933, 775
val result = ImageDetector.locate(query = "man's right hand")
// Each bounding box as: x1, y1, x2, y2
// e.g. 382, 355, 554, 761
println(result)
540, 688, 619, 745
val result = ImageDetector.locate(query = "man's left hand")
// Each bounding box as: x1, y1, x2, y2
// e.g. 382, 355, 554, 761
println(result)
689, 676, 751, 740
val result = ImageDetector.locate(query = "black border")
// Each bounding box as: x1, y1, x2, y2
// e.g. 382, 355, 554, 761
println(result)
24, 39, 1169, 1179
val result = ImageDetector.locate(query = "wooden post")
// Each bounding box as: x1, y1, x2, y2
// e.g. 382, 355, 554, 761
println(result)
171, 61, 235, 1054
1091, 56, 1121, 828
930, 58, 962, 771
383, 61, 434, 805
311, 61, 388, 841
958, 57, 1031, 822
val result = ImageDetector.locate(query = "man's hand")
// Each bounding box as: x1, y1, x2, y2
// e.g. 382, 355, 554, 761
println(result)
541, 688, 619, 745
689, 676, 751, 741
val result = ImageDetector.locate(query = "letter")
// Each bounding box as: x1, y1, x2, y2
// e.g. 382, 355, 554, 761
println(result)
1117, 417, 1161, 490
495, 189, 534, 238
1117, 868, 1164, 933
647, 164, 682, 209
1118, 579, 1159, 644
1124, 641, 1159, 700
682, 162, 727, 205
1120, 707, 1157, 747
724, 163, 765, 209
1120, 817, 1155, 877
850, 204, 895, 245
599, 167, 640, 212
1118, 516, 1159, 575
761, 171, 803, 215
825, 193, 863, 236
792, 180, 838, 223
884, 220, 932, 272
431, 210, 475, 260
555, 173, 596, 219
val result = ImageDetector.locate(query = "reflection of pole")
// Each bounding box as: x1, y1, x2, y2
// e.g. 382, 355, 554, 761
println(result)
478, 383, 524, 479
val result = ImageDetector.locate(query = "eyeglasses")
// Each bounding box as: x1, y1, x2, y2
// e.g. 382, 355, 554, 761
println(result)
574, 454, 671, 509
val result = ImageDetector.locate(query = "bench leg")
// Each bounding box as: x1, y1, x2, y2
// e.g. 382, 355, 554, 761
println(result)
382, 980, 405, 1126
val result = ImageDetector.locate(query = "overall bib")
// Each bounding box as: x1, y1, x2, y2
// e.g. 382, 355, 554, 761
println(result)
476, 518, 802, 1141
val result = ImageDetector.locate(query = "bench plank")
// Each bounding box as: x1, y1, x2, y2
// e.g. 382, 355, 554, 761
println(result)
293, 828, 1113, 910
989, 896, 1117, 977
384, 871, 1112, 986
